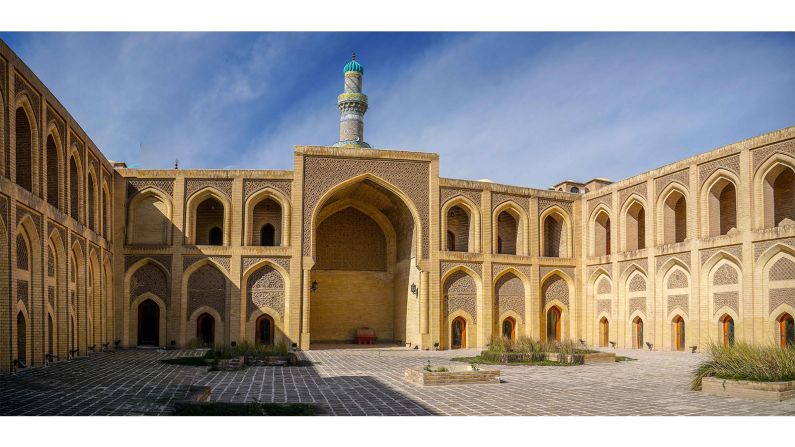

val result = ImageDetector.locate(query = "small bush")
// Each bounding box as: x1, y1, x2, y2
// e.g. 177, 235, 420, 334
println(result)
691, 342, 795, 391
486, 336, 597, 355
206, 340, 289, 360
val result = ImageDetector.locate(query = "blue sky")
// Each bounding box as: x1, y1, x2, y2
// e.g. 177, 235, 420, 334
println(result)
1, 32, 793, 188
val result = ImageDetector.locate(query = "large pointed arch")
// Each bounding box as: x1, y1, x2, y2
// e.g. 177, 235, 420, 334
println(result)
441, 265, 482, 349
493, 267, 530, 338
13, 93, 39, 193
619, 194, 648, 252
185, 186, 231, 246
309, 173, 423, 263
540, 205, 572, 258
753, 153, 795, 229
656, 182, 689, 245
492, 200, 528, 256
126, 187, 173, 245
67, 145, 84, 222
589, 205, 611, 257
45, 123, 64, 210
441, 195, 481, 253
540, 269, 574, 341
242, 258, 290, 345
244, 186, 291, 247
700, 169, 741, 238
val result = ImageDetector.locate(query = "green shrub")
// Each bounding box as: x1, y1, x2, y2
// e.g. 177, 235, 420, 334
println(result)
206, 340, 289, 359
691, 342, 795, 391
487, 336, 597, 355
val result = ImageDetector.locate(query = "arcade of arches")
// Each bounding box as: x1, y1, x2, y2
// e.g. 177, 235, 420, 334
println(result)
2, 41, 795, 374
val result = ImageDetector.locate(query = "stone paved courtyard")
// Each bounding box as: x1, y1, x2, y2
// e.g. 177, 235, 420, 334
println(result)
2, 346, 795, 416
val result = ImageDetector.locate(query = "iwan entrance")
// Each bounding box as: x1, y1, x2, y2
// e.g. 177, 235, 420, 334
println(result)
309, 177, 421, 347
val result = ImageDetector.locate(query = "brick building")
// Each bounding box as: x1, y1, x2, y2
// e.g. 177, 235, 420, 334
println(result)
1, 41, 793, 373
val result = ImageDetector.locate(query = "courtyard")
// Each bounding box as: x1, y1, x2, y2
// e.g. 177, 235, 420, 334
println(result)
2, 346, 794, 416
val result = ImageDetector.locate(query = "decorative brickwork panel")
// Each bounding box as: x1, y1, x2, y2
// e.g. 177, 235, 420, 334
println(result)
629, 297, 646, 315
712, 263, 739, 285
0, 196, 7, 227
185, 179, 233, 200
540, 266, 574, 281
596, 277, 611, 294
126, 179, 174, 198
597, 299, 611, 315
628, 274, 647, 292
769, 257, 795, 281
188, 264, 226, 319
542, 275, 569, 308
588, 194, 612, 214
441, 261, 482, 278
656, 252, 690, 271
752, 139, 795, 171
769, 288, 795, 314
46, 105, 66, 149
444, 269, 477, 322
667, 270, 689, 289
130, 263, 170, 304
302, 156, 430, 258
440, 187, 481, 207
183, 255, 230, 272
48, 286, 55, 309
492, 263, 532, 279
16, 207, 42, 237
14, 71, 41, 123
246, 265, 285, 319
492, 193, 528, 212
700, 245, 742, 265
655, 170, 690, 198
16, 234, 29, 269
315, 207, 386, 271
47, 246, 55, 276
17, 280, 29, 308
538, 198, 573, 216
47, 221, 66, 248
713, 292, 739, 315
495, 273, 525, 319
242, 256, 291, 274
587, 264, 610, 279
124, 255, 172, 273
699, 154, 740, 186
619, 183, 647, 206
667, 294, 689, 315
243, 179, 292, 200
755, 238, 795, 260
620, 259, 648, 276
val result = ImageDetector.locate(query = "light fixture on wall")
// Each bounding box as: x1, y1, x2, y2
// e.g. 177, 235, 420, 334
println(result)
311, 280, 318, 292
410, 282, 418, 297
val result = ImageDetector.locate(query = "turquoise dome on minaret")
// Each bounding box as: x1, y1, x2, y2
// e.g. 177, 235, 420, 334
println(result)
343, 52, 363, 74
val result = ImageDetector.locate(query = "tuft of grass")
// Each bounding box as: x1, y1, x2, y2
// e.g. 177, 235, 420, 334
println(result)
615, 356, 637, 362
691, 342, 795, 391
486, 336, 598, 355
172, 401, 317, 416
451, 355, 571, 367
206, 340, 289, 359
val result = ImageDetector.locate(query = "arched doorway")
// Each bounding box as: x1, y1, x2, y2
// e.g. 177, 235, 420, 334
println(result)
451, 317, 466, 349
256, 314, 274, 345
502, 317, 515, 342
17, 312, 27, 365
673, 316, 685, 351
633, 317, 644, 349
137, 299, 160, 346
547, 306, 561, 342
721, 315, 735, 348
196, 313, 215, 346
599, 317, 609, 347
779, 313, 794, 348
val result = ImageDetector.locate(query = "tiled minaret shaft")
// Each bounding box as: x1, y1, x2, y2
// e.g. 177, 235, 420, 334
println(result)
335, 52, 371, 148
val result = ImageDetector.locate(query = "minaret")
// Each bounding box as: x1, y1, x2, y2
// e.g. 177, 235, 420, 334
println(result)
334, 52, 370, 148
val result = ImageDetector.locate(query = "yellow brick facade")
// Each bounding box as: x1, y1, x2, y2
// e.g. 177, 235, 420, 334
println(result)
2, 40, 795, 373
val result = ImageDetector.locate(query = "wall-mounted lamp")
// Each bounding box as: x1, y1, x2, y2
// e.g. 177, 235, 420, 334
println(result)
311, 280, 318, 292
410, 283, 419, 297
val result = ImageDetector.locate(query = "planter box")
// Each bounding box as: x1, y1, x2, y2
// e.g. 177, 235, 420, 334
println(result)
548, 352, 616, 364
701, 376, 795, 401
480, 350, 615, 365
244, 354, 298, 366
404, 365, 500, 386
